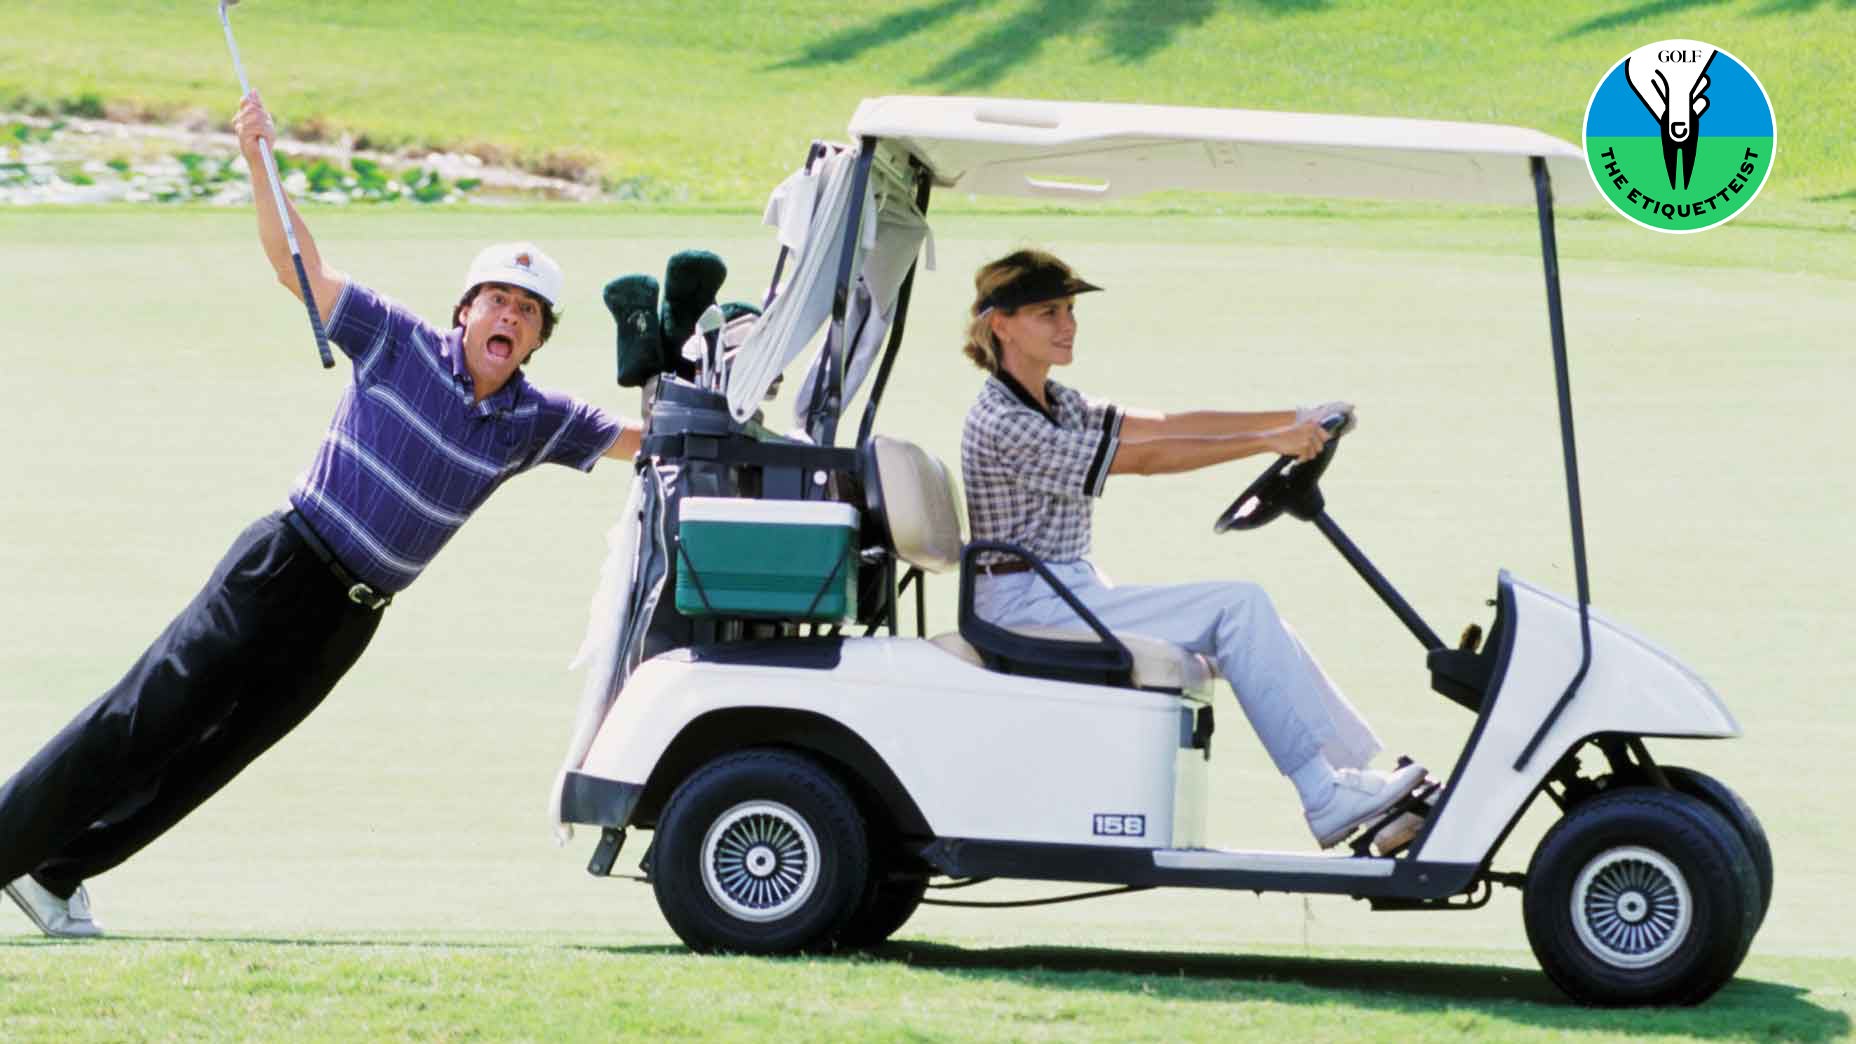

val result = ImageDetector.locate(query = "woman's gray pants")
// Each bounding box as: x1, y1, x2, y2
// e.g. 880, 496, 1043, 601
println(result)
974, 560, 1380, 784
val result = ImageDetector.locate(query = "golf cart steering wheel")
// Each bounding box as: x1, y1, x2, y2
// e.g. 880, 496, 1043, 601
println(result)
1214, 412, 1352, 533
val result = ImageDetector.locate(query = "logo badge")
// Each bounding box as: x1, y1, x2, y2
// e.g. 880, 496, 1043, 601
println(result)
1583, 40, 1775, 233
514, 251, 533, 269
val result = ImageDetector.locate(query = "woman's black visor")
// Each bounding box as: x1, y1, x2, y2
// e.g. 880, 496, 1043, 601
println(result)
979, 263, 1104, 313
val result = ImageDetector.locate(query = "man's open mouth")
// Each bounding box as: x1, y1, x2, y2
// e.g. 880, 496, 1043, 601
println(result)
486, 335, 514, 361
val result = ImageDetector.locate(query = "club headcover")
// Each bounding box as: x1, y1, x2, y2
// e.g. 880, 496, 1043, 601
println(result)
719, 300, 763, 323
605, 273, 663, 388
660, 250, 727, 372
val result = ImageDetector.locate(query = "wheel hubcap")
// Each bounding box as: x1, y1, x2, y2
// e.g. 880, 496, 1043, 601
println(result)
700, 801, 821, 923
1570, 845, 1692, 969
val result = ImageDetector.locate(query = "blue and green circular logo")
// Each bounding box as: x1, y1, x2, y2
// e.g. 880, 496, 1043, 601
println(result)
1583, 40, 1775, 234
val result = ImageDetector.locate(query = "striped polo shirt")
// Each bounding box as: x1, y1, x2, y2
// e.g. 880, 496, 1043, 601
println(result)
288, 281, 622, 593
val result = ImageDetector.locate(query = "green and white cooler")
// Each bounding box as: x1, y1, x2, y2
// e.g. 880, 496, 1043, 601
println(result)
675, 497, 860, 623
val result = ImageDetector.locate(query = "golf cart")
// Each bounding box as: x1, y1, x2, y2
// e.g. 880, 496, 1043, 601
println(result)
554, 97, 1769, 1007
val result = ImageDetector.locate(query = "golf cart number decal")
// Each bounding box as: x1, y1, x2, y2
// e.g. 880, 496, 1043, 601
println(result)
1092, 813, 1146, 837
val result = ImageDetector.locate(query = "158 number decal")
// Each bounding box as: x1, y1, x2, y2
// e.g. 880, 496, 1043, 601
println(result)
1092, 813, 1146, 837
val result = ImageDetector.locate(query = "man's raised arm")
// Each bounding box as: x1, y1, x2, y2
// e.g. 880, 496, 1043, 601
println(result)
232, 91, 345, 323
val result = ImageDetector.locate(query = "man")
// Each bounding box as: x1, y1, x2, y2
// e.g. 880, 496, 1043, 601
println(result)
1, 92, 642, 937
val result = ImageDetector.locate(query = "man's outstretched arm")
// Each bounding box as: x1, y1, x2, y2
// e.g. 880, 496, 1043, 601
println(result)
601, 420, 646, 462
232, 90, 345, 323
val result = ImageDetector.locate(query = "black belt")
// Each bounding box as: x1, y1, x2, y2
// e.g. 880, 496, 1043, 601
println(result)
283, 509, 392, 611
977, 560, 1032, 576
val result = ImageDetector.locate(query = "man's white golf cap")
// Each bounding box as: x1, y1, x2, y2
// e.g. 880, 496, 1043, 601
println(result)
462, 242, 563, 308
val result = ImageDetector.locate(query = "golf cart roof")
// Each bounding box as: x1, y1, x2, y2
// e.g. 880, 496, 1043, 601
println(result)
848, 96, 1598, 207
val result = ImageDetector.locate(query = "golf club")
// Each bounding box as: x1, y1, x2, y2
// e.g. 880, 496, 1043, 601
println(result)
697, 304, 726, 392
217, 0, 334, 369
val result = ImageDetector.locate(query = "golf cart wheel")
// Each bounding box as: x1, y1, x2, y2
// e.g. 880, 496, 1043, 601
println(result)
837, 864, 929, 949
652, 749, 868, 955
1524, 788, 1760, 1006
1660, 767, 1773, 930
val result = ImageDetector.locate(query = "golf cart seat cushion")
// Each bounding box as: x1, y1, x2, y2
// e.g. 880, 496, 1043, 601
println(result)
930, 629, 1217, 694
869, 434, 962, 574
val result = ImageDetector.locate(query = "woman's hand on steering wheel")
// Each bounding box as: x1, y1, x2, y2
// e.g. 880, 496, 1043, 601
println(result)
1213, 408, 1355, 533
1264, 419, 1331, 462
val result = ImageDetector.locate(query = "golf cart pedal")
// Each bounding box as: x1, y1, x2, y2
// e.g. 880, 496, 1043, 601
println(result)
586, 827, 627, 878
1368, 812, 1426, 857
1350, 799, 1420, 856
1350, 778, 1442, 857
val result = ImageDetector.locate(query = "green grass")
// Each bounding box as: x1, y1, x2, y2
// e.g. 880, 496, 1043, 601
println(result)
1, 941, 1851, 1042
1, 207, 1851, 1035
2, 1, 1853, 212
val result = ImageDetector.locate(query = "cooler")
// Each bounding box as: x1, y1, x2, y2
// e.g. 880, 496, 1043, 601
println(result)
675, 497, 860, 622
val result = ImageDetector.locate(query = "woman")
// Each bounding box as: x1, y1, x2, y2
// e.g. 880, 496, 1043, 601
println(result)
959, 249, 1425, 849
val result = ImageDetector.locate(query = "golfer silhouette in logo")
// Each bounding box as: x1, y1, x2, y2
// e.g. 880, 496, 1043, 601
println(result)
1626, 45, 1717, 191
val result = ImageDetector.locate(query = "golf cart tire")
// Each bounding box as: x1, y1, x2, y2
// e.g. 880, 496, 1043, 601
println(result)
837, 868, 929, 949
1660, 766, 1773, 931
1523, 788, 1760, 1006
652, 749, 870, 955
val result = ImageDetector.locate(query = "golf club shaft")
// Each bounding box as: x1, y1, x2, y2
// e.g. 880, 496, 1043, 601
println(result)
219, 5, 334, 369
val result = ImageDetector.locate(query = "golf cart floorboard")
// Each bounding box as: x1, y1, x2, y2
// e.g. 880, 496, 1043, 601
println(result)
919, 838, 1482, 900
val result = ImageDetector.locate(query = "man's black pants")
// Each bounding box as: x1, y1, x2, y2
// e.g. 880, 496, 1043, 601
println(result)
0, 511, 382, 897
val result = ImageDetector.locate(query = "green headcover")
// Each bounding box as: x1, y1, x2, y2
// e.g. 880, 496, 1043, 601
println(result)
605, 273, 662, 388
661, 250, 728, 374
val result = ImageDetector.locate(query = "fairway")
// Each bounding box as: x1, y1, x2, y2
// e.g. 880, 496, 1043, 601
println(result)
1, 202, 1852, 1036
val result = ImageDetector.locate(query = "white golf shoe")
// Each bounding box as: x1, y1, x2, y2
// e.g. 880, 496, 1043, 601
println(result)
1305, 762, 1430, 849
5, 876, 104, 939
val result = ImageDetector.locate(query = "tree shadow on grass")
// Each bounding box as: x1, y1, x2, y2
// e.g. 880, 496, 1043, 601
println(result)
864, 941, 1852, 1041
1556, 0, 1734, 39
1752, 0, 1856, 11
1099, 0, 1330, 63
913, 0, 1108, 92
767, 0, 974, 71
770, 0, 1333, 89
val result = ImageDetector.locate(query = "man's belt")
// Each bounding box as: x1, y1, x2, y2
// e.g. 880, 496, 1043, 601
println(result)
977, 560, 1032, 576
283, 510, 392, 611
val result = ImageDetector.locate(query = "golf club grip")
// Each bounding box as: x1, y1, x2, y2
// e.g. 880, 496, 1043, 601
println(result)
291, 252, 335, 368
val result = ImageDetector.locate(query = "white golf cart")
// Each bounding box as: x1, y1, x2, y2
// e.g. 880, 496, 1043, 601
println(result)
554, 97, 1770, 1006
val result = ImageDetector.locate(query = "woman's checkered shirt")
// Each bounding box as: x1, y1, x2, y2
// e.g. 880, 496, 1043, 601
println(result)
960, 372, 1124, 566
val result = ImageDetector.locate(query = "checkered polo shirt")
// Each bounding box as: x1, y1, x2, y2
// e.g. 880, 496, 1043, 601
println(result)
288, 281, 622, 593
960, 371, 1124, 566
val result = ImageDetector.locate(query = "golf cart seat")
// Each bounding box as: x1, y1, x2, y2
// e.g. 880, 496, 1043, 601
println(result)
864, 435, 1216, 696
928, 629, 1216, 695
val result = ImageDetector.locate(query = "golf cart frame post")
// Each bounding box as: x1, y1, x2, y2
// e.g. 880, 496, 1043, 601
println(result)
1520, 154, 1596, 770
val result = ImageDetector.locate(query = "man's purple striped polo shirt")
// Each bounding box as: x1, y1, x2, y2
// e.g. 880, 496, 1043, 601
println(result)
288, 281, 622, 594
